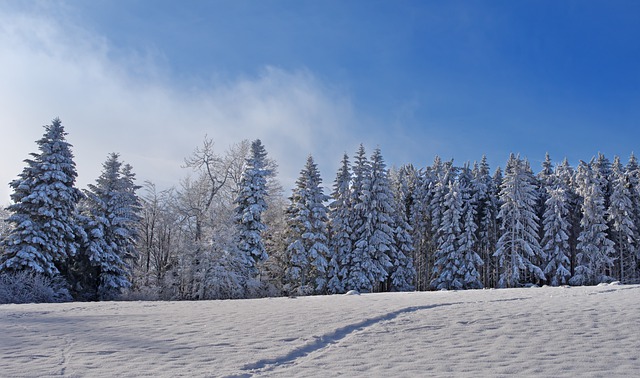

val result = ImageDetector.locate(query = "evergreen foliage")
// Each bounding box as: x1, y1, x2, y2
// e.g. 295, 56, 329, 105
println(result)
234, 139, 271, 277
283, 155, 330, 295
494, 154, 545, 288
74, 153, 141, 300
327, 154, 352, 294
0, 118, 82, 282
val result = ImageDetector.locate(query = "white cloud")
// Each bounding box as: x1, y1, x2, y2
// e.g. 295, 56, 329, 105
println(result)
0, 6, 362, 203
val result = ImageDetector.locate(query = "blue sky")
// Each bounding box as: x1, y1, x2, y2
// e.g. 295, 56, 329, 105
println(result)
1, 1, 639, 202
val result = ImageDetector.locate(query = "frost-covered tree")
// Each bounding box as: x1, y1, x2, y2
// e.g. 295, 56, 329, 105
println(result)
342, 145, 373, 292
366, 148, 396, 290
473, 156, 499, 288
409, 167, 434, 291
389, 166, 416, 291
75, 153, 141, 300
234, 139, 271, 278
608, 156, 635, 283
327, 154, 352, 294
494, 154, 545, 288
431, 180, 463, 290
0, 118, 82, 282
570, 161, 616, 285
283, 156, 330, 295
432, 176, 482, 290
541, 187, 571, 286
624, 153, 640, 283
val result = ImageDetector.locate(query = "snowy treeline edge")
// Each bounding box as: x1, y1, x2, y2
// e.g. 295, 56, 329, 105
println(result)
1, 119, 639, 303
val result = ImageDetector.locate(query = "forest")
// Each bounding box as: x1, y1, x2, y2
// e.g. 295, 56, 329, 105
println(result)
1, 118, 639, 303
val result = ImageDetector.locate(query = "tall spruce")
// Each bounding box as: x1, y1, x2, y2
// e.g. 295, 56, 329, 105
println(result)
234, 139, 271, 277
541, 187, 572, 286
570, 161, 615, 285
0, 118, 83, 281
327, 153, 352, 294
389, 166, 417, 291
76, 153, 141, 300
608, 156, 635, 283
494, 154, 545, 288
283, 155, 330, 295
342, 144, 373, 291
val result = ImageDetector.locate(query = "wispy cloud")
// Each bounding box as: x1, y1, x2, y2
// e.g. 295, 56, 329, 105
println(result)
0, 6, 363, 203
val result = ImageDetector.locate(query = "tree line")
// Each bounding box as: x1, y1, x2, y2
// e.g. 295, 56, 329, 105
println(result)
1, 118, 639, 302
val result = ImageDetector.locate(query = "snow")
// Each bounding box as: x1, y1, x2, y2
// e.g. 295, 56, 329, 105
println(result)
2, 284, 640, 377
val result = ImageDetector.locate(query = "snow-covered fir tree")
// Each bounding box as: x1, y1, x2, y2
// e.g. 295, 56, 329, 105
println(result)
624, 153, 640, 283
342, 145, 374, 292
541, 187, 571, 286
327, 153, 352, 294
494, 154, 545, 288
570, 161, 616, 285
234, 139, 271, 279
75, 153, 141, 300
556, 158, 580, 275
473, 156, 499, 288
608, 156, 635, 283
409, 167, 434, 291
347, 147, 395, 292
0, 118, 83, 283
389, 166, 416, 291
431, 180, 464, 289
283, 155, 330, 295
458, 172, 483, 289
366, 148, 396, 290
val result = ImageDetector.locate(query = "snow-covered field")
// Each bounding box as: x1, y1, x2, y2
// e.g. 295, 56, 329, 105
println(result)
2, 284, 639, 377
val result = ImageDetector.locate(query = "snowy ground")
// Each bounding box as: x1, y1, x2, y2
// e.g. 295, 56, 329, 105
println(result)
1, 284, 639, 377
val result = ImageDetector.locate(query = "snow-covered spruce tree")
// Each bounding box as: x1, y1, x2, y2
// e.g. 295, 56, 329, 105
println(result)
556, 158, 580, 275
342, 145, 374, 292
608, 156, 635, 283
409, 167, 434, 291
570, 161, 616, 285
234, 139, 271, 282
494, 154, 545, 288
431, 180, 463, 290
473, 156, 499, 288
541, 187, 571, 286
75, 153, 141, 300
0, 119, 82, 292
389, 166, 416, 291
625, 154, 640, 283
537, 153, 555, 242
459, 171, 483, 289
283, 155, 330, 295
362, 148, 396, 291
327, 153, 352, 294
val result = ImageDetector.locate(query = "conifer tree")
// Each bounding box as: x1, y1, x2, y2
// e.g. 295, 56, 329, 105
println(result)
494, 154, 545, 287
1, 118, 83, 282
570, 161, 615, 285
608, 156, 635, 283
234, 139, 271, 278
389, 166, 416, 291
342, 144, 373, 291
409, 168, 434, 291
432, 180, 464, 289
76, 153, 141, 300
624, 153, 640, 282
327, 154, 352, 294
541, 187, 571, 286
283, 155, 330, 295
473, 156, 498, 288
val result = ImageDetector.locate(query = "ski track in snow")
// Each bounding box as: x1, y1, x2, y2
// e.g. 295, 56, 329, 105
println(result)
1, 285, 640, 377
